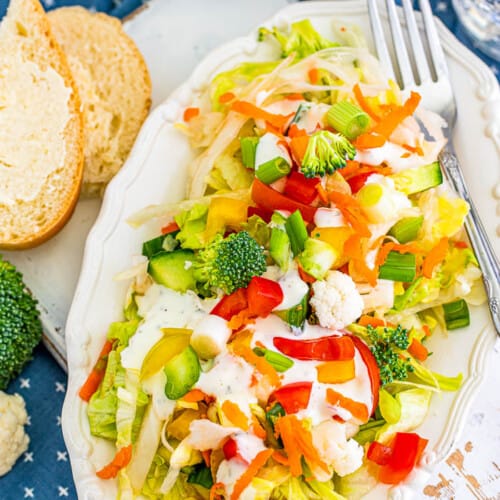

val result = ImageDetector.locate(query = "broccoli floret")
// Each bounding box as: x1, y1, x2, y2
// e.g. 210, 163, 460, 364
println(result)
0, 258, 42, 390
193, 231, 266, 295
258, 19, 337, 60
367, 324, 414, 386
301, 131, 356, 178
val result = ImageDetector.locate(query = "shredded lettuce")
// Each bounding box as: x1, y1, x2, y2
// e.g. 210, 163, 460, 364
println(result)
270, 475, 345, 500
174, 204, 208, 249
258, 19, 338, 60
334, 463, 378, 500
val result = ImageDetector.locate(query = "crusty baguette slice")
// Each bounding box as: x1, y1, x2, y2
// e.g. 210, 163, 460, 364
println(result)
0, 0, 84, 249
49, 6, 152, 197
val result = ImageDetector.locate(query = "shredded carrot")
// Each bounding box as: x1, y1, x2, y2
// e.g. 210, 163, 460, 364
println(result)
230, 449, 273, 500
353, 83, 380, 122
161, 221, 180, 235
329, 191, 371, 238
222, 400, 250, 431
408, 338, 429, 361
344, 234, 378, 286
308, 68, 319, 84
287, 123, 307, 138
272, 450, 289, 466
338, 159, 361, 179
289, 134, 310, 163
285, 93, 305, 101
96, 445, 132, 479
422, 237, 449, 278
219, 91, 236, 104
228, 309, 254, 331
422, 324, 431, 337
181, 388, 209, 403
358, 315, 386, 328
316, 183, 329, 204
326, 388, 369, 423
402, 143, 424, 156
79, 339, 114, 402
372, 91, 421, 139
210, 482, 225, 500
276, 415, 330, 477
232, 344, 281, 387
202, 449, 212, 468
376, 241, 422, 267
353, 132, 386, 149
183, 107, 200, 122
252, 414, 267, 439
231, 100, 293, 129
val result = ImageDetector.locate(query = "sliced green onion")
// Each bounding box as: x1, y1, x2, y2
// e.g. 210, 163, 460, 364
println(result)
240, 136, 259, 168
255, 157, 291, 184
289, 102, 310, 127
142, 234, 168, 259
443, 299, 470, 330
266, 402, 285, 428
378, 251, 416, 282
388, 216, 424, 243
275, 292, 309, 327
253, 347, 294, 372
285, 210, 308, 256
187, 463, 213, 489
269, 227, 291, 271
327, 100, 370, 140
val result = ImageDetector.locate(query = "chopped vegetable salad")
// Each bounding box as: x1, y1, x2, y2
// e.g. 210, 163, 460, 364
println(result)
80, 18, 485, 499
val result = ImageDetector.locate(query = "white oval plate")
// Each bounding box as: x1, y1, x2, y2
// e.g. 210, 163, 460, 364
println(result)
62, 1, 499, 498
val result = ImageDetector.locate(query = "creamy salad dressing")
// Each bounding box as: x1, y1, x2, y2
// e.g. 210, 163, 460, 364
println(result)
121, 285, 205, 371
254, 132, 291, 169
273, 268, 308, 311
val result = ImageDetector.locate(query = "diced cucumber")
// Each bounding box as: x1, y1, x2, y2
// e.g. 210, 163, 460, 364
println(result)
269, 227, 292, 271
142, 233, 179, 258
391, 161, 443, 195
164, 346, 201, 400
388, 216, 424, 243
148, 249, 196, 292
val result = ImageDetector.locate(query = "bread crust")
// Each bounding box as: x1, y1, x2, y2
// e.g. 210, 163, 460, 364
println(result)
0, 0, 84, 249
49, 6, 152, 197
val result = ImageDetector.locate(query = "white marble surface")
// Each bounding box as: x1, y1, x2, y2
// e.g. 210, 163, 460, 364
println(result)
6, 0, 499, 497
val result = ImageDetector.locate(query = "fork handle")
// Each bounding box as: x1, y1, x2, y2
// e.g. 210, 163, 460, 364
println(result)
439, 150, 500, 336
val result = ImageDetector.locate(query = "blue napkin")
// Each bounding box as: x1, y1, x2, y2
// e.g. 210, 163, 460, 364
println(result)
0, 1, 497, 499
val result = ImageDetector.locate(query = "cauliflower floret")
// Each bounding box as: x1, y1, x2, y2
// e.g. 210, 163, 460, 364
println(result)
310, 271, 363, 329
0, 391, 30, 476
311, 420, 364, 477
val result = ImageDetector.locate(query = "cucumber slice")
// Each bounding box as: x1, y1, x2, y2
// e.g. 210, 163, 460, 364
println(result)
164, 346, 201, 400
148, 249, 195, 292
391, 161, 443, 195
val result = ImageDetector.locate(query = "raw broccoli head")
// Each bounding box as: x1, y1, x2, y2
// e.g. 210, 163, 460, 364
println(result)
0, 257, 42, 390
193, 231, 266, 295
301, 130, 356, 178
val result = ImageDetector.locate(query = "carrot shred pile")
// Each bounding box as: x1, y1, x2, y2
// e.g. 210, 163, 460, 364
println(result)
329, 191, 371, 238
231, 100, 293, 129
344, 234, 378, 286
276, 414, 330, 477
96, 445, 132, 479
353, 83, 380, 122
326, 388, 369, 423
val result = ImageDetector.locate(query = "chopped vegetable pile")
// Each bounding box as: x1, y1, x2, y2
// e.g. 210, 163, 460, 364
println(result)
81, 18, 485, 499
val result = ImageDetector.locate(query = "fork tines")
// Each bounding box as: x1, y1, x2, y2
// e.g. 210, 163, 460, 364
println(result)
368, 0, 449, 89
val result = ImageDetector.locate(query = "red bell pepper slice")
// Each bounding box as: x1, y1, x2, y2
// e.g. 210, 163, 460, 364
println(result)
222, 437, 247, 463
349, 334, 380, 415
211, 288, 248, 320
377, 432, 428, 484
273, 335, 355, 361
247, 276, 283, 317
247, 205, 274, 223
284, 171, 320, 205
270, 381, 312, 414
251, 179, 317, 223
346, 172, 374, 194
367, 441, 393, 466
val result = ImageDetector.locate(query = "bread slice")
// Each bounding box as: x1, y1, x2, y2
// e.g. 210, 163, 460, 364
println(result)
49, 7, 152, 197
0, 0, 84, 249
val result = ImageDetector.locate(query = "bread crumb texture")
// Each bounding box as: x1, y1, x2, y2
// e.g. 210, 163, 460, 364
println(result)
0, 0, 83, 249
49, 7, 152, 197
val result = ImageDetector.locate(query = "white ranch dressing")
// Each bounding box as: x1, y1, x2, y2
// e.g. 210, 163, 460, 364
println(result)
254, 132, 291, 170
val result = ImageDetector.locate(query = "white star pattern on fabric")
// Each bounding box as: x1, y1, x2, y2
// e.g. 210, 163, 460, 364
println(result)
56, 415, 62, 426
43, 0, 55, 7
55, 381, 66, 392
58, 486, 69, 497
57, 450, 68, 462
436, 1, 448, 11
23, 487, 34, 498
23, 452, 34, 463
20, 378, 30, 389
26, 415, 31, 426
492, 65, 498, 76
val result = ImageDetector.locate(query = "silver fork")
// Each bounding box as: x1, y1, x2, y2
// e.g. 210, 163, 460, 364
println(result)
368, 0, 500, 336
